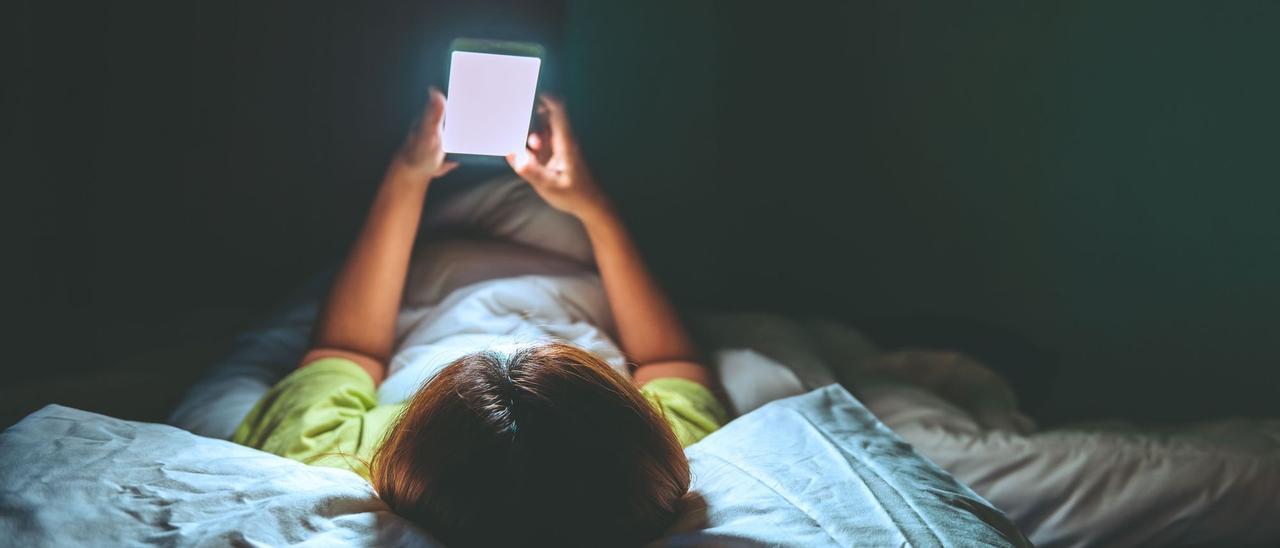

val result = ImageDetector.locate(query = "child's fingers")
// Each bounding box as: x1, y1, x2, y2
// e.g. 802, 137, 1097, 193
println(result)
506, 151, 556, 188
538, 94, 576, 153
435, 161, 459, 178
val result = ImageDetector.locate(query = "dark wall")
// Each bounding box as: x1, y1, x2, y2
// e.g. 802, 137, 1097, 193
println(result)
562, 1, 1280, 422
5, 0, 563, 424
6, 1, 1278, 426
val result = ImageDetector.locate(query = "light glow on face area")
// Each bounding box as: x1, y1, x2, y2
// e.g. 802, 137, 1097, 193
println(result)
443, 51, 542, 156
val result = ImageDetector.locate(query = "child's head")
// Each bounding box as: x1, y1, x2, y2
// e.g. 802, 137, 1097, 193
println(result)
370, 342, 689, 547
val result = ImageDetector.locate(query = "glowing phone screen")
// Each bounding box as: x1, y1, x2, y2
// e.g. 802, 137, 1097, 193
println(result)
442, 51, 542, 156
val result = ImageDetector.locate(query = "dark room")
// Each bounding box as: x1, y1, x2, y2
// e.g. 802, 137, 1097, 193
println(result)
4, 1, 1279, 546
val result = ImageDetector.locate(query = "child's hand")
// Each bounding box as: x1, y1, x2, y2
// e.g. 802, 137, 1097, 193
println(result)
506, 95, 610, 220
393, 87, 458, 181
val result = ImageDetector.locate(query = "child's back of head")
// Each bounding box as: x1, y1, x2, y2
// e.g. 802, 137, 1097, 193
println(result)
371, 342, 690, 547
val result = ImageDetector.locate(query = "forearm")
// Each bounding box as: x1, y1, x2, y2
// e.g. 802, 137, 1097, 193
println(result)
311, 164, 428, 363
581, 205, 698, 365
505, 94, 713, 387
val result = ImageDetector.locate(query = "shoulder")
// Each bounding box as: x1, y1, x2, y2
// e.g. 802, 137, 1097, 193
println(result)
641, 377, 730, 447
232, 357, 382, 467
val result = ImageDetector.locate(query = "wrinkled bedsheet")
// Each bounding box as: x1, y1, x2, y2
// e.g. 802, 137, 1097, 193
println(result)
0, 388, 1028, 547
701, 313, 1280, 547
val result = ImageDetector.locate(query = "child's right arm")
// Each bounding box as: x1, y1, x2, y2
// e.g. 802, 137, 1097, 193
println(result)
303, 89, 456, 385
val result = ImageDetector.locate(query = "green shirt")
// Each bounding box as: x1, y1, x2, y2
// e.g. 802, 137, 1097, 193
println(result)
232, 358, 728, 479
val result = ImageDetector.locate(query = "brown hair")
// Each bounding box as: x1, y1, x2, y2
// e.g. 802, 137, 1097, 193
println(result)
370, 341, 690, 547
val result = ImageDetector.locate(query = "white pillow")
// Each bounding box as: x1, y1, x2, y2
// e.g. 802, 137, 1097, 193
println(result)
0, 404, 436, 546
665, 384, 1027, 546
2, 386, 1026, 547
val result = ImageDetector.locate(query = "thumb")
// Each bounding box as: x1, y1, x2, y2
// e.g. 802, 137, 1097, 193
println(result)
417, 87, 446, 140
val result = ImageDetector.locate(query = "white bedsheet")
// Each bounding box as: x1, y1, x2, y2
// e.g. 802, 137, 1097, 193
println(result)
865, 382, 1280, 547
685, 308, 1280, 547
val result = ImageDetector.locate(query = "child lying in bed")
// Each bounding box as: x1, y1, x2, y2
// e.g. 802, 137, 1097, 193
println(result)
232, 89, 727, 547
192, 87, 1280, 547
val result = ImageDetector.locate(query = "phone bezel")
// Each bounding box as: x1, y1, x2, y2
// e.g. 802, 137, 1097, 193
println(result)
443, 38, 545, 165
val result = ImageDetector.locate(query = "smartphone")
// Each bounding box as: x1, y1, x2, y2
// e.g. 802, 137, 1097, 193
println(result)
442, 38, 545, 160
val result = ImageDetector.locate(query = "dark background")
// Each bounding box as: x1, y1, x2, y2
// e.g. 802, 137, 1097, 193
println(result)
5, 1, 1278, 428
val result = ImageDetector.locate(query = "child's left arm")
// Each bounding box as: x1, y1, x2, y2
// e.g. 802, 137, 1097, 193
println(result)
506, 96, 715, 391
301, 88, 456, 386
